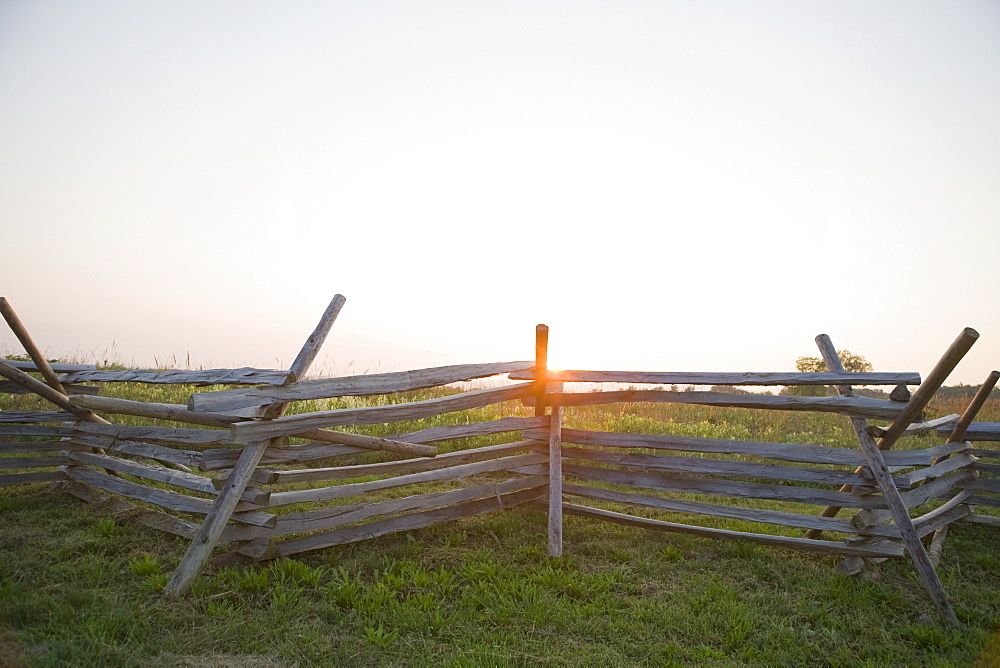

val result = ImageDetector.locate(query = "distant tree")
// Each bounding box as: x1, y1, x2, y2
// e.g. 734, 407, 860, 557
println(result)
795, 350, 873, 374
784, 350, 873, 396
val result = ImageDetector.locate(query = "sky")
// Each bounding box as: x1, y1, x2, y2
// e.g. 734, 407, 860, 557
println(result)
2, 1, 999, 384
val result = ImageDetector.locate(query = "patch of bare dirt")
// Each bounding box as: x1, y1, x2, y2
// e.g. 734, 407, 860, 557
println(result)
0, 627, 28, 668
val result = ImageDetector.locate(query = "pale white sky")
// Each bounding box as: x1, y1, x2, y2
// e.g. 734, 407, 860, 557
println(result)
2, 1, 999, 383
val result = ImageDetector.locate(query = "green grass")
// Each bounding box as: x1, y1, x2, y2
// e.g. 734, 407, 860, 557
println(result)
1, 373, 999, 665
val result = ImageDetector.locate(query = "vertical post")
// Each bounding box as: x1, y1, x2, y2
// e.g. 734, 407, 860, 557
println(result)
0, 297, 67, 395
534, 324, 562, 556
547, 381, 563, 557
534, 324, 548, 417
164, 295, 347, 596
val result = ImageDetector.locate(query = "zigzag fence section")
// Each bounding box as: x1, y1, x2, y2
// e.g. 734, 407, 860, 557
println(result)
0, 295, 997, 626
935, 390, 1000, 529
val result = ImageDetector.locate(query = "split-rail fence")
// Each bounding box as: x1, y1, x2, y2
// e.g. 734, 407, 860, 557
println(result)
1, 295, 997, 627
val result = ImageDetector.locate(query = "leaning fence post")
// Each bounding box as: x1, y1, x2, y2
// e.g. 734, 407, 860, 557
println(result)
814, 334, 960, 627
807, 327, 979, 534
0, 297, 68, 395
944, 370, 1000, 445
876, 328, 980, 449
0, 360, 107, 425
163, 294, 346, 597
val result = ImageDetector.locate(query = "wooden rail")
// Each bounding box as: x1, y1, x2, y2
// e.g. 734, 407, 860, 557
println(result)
2, 359, 96, 372
525, 389, 908, 421
188, 361, 534, 413
228, 383, 535, 443
510, 369, 921, 385
58, 368, 291, 385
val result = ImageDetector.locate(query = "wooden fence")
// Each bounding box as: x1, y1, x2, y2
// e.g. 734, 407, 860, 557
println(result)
1, 295, 997, 627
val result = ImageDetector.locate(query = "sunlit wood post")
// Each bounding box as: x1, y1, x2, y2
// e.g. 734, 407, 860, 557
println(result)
534, 325, 548, 417
534, 324, 563, 556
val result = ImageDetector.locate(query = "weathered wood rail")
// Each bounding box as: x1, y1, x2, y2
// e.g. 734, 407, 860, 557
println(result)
1, 294, 996, 626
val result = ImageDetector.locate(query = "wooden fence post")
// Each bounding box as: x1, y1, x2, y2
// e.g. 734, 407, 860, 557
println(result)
807, 328, 979, 533
944, 370, 1000, 445
875, 328, 979, 448
0, 297, 67, 395
0, 361, 107, 425
163, 295, 346, 596
814, 334, 959, 627
548, 381, 563, 557
534, 325, 548, 418
534, 324, 564, 556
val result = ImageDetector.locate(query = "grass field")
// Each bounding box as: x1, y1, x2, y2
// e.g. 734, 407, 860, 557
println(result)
1, 375, 999, 666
